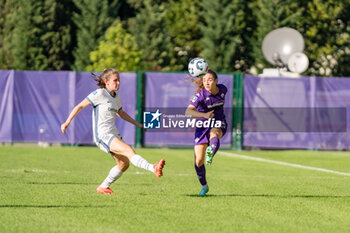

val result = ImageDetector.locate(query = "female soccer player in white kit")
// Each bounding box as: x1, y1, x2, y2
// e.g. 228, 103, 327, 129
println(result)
61, 68, 165, 195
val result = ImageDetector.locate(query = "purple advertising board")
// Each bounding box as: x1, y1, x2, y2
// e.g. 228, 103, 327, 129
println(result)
243, 75, 350, 150
0, 70, 14, 142
0, 70, 136, 145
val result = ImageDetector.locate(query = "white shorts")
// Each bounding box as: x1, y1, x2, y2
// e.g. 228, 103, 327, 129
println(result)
95, 131, 122, 155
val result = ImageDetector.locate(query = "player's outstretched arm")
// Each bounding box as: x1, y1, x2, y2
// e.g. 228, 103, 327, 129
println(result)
117, 109, 143, 128
61, 99, 90, 133
185, 104, 214, 119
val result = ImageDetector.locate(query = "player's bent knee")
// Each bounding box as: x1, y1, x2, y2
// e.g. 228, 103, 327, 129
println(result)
118, 158, 130, 171
121, 160, 130, 170
195, 158, 204, 166
210, 128, 222, 138
110, 143, 135, 159
124, 146, 135, 159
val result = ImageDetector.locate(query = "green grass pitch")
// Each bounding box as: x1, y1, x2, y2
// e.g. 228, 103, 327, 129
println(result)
1, 146, 350, 232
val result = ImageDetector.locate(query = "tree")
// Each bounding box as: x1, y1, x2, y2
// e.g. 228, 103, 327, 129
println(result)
249, 0, 302, 74
200, 0, 247, 72
87, 23, 143, 72
39, 0, 75, 70
236, 0, 257, 73
0, 0, 5, 67
163, 0, 203, 71
0, 0, 74, 70
72, 0, 117, 71
6, 0, 35, 70
296, 0, 350, 76
127, 0, 179, 71
0, 0, 15, 69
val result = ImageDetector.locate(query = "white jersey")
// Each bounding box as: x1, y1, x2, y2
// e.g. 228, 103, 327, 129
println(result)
86, 88, 122, 154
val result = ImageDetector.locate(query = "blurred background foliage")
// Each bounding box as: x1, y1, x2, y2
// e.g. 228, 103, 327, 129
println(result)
0, 0, 349, 76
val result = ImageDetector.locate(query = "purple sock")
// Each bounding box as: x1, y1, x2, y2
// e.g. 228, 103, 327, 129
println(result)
194, 164, 207, 186
209, 137, 220, 156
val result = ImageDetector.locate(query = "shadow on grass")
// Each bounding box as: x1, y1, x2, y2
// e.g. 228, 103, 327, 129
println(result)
0, 204, 116, 208
183, 194, 350, 198
24, 182, 99, 185
12, 182, 153, 186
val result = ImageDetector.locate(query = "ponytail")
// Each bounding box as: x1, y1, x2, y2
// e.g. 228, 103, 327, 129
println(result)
91, 68, 119, 88
91, 72, 105, 88
191, 76, 204, 93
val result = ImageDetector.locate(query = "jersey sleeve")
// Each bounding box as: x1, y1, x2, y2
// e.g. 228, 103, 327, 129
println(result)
86, 89, 101, 107
223, 85, 228, 95
116, 93, 122, 112
190, 92, 202, 108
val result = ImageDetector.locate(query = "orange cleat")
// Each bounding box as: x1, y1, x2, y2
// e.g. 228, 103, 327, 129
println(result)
97, 185, 114, 195
154, 159, 165, 178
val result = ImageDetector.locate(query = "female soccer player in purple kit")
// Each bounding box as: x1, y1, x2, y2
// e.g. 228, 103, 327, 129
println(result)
185, 69, 227, 196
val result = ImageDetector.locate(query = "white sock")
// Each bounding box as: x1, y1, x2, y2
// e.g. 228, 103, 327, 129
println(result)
100, 166, 123, 188
130, 154, 154, 173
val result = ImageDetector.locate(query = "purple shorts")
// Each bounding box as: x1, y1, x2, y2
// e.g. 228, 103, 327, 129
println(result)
194, 120, 227, 145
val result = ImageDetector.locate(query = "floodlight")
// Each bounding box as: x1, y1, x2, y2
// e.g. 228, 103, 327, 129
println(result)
288, 52, 309, 74
262, 27, 304, 67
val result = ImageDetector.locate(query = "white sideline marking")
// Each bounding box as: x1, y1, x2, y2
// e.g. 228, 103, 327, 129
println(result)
219, 151, 350, 177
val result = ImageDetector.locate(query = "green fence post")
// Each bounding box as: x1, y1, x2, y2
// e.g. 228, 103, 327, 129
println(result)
230, 73, 235, 150
135, 71, 144, 148
233, 73, 244, 150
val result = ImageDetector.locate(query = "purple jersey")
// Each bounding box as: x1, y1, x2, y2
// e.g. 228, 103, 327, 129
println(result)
190, 84, 227, 122
189, 84, 228, 145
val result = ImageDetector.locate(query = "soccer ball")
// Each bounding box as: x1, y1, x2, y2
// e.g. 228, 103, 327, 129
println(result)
188, 57, 208, 77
